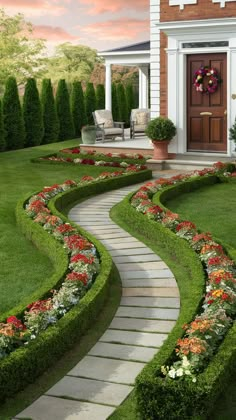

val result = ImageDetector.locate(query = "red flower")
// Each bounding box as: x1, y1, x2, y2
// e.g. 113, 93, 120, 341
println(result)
70, 253, 94, 264
66, 272, 88, 285
27, 299, 52, 313
7, 316, 25, 330
71, 148, 80, 154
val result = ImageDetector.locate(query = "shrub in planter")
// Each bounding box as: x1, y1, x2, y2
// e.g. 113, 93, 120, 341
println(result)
145, 117, 177, 160
81, 125, 97, 144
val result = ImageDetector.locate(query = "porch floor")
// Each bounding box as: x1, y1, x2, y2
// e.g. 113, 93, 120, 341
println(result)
80, 130, 235, 171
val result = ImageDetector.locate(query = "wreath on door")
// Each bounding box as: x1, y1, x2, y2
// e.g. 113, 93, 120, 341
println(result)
193, 66, 221, 94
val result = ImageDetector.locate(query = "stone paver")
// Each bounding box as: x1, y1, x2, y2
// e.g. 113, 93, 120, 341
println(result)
68, 356, 145, 385
17, 182, 180, 420
16, 396, 114, 420
46, 376, 132, 406
100, 329, 168, 347
122, 287, 180, 297
109, 317, 176, 333
88, 342, 157, 362
121, 296, 180, 308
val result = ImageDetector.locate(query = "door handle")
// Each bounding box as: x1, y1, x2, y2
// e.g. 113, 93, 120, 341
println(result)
224, 110, 227, 116
200, 112, 212, 116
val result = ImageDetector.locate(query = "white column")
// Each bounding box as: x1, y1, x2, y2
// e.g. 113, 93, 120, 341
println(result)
105, 63, 112, 111
229, 47, 236, 155
139, 66, 149, 108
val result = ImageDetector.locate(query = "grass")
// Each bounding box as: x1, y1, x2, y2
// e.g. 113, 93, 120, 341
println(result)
0, 140, 122, 316
164, 180, 236, 420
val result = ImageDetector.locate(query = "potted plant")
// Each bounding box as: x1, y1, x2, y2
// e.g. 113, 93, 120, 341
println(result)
145, 117, 176, 160
81, 125, 96, 144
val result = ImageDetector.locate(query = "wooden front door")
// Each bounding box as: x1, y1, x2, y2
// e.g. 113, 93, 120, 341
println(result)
187, 53, 227, 152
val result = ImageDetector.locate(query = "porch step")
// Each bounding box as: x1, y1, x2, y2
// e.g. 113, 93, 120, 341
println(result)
146, 157, 234, 171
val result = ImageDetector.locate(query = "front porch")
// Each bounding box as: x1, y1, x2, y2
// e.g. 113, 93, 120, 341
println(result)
80, 130, 235, 171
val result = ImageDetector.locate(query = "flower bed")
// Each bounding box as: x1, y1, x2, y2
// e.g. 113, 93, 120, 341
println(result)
127, 162, 236, 418
59, 147, 150, 163
0, 167, 152, 401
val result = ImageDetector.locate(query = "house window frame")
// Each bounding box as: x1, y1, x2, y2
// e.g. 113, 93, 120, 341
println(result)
169, 0, 197, 10
212, 0, 236, 8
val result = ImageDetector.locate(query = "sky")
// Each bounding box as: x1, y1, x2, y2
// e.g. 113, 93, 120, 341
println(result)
1, 0, 150, 53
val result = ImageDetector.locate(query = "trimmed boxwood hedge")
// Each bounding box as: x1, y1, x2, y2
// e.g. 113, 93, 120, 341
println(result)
0, 169, 152, 402
120, 174, 236, 419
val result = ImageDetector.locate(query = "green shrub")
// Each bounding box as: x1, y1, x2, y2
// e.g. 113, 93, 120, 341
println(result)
125, 84, 135, 123
2, 76, 25, 150
23, 78, 44, 147
85, 82, 96, 125
41, 79, 59, 144
112, 83, 119, 121
56, 79, 74, 141
0, 99, 6, 151
145, 117, 176, 142
71, 81, 86, 137
96, 84, 105, 110
117, 82, 128, 124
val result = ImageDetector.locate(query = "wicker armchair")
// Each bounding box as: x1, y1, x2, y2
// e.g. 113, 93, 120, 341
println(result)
130, 108, 150, 139
93, 110, 125, 142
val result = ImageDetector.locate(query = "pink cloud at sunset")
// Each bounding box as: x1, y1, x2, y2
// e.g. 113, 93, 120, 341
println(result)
32, 25, 79, 42
1, 0, 66, 17
81, 17, 149, 42
80, 0, 149, 15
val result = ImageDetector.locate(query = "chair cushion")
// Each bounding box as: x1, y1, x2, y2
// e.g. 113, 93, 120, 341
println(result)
134, 124, 147, 132
95, 110, 114, 128
104, 127, 123, 135
136, 112, 149, 125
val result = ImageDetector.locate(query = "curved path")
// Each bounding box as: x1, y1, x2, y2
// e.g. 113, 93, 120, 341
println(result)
16, 183, 180, 420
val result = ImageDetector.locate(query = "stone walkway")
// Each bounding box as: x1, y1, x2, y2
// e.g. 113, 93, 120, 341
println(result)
16, 184, 180, 420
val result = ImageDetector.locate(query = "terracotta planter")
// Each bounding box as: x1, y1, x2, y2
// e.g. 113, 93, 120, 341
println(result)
152, 140, 170, 160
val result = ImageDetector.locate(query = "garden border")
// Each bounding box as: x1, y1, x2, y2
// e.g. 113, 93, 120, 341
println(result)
0, 169, 152, 402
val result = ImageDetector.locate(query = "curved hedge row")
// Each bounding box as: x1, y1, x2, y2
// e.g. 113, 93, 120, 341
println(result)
111, 170, 236, 419
0, 169, 152, 402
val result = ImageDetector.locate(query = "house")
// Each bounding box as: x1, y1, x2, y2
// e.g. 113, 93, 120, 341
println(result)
101, 0, 236, 157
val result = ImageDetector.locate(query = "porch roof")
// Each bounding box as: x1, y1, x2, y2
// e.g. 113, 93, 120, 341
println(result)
98, 40, 150, 66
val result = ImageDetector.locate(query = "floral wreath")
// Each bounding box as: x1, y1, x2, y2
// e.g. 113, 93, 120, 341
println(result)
193, 66, 221, 94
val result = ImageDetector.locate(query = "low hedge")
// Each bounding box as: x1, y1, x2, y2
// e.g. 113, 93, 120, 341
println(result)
131, 175, 236, 419
0, 169, 152, 402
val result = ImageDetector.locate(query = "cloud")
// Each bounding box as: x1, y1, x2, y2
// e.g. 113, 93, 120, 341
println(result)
1, 0, 66, 17
81, 17, 149, 42
80, 0, 148, 15
32, 24, 79, 42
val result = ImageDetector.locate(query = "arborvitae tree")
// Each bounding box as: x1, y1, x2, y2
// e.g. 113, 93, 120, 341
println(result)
71, 81, 86, 137
85, 82, 96, 125
56, 79, 74, 141
3, 76, 25, 150
0, 99, 6, 151
95, 84, 105, 110
125, 84, 135, 125
23, 78, 44, 147
41, 79, 59, 144
112, 83, 119, 121
117, 82, 128, 125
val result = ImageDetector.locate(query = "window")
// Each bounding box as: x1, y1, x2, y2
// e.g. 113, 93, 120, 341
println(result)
182, 41, 229, 48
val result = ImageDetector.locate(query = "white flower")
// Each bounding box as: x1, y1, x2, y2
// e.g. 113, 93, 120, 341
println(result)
168, 368, 176, 379
185, 370, 191, 376
182, 356, 190, 368
176, 368, 184, 377
192, 377, 197, 383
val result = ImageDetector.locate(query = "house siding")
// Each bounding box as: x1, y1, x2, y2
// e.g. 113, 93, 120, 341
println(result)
150, 0, 160, 118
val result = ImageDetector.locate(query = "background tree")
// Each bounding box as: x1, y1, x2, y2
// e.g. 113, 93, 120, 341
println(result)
125, 84, 135, 124
3, 76, 25, 150
112, 83, 119, 121
41, 79, 59, 144
71, 81, 86, 137
96, 84, 105, 110
0, 99, 6, 151
23, 78, 44, 147
56, 79, 74, 141
85, 82, 96, 125
44, 43, 101, 85
116, 83, 128, 125
0, 9, 45, 90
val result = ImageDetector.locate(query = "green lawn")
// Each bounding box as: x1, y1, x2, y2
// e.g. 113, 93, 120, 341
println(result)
164, 180, 236, 420
0, 140, 121, 316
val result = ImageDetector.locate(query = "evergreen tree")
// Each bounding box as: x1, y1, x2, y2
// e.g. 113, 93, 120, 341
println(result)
85, 82, 96, 125
3, 76, 25, 150
0, 99, 6, 151
125, 84, 135, 125
112, 83, 119, 121
56, 79, 74, 141
116, 83, 128, 125
41, 79, 59, 144
71, 81, 86, 137
95, 84, 105, 110
23, 78, 44, 147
